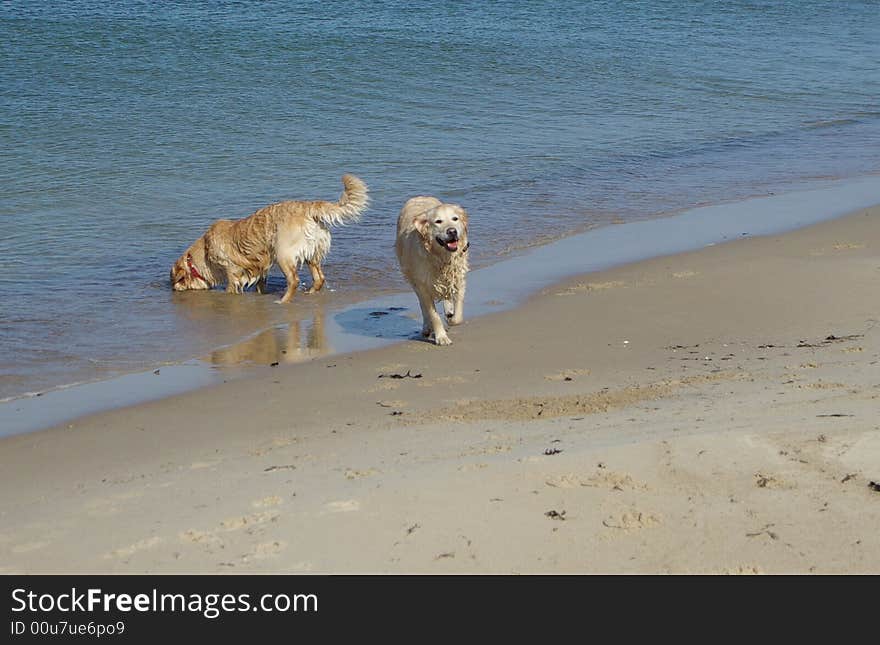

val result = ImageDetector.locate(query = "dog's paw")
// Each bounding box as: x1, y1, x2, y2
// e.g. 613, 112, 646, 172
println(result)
448, 315, 464, 326
434, 333, 452, 346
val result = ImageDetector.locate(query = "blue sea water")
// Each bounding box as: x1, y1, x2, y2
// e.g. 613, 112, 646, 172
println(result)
1, 1, 879, 401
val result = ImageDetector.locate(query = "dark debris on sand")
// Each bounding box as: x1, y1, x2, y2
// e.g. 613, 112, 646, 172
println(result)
378, 369, 422, 379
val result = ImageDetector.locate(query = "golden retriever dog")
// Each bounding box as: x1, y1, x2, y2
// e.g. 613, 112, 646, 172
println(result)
395, 196, 470, 345
170, 174, 369, 303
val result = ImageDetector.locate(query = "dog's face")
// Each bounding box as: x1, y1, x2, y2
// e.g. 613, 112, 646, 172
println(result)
170, 240, 211, 291
420, 204, 468, 254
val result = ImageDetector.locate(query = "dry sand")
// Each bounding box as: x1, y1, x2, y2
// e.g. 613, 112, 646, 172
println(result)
1, 206, 879, 574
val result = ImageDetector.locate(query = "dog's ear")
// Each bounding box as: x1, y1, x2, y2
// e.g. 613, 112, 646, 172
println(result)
170, 258, 185, 285
414, 214, 431, 239
414, 214, 434, 253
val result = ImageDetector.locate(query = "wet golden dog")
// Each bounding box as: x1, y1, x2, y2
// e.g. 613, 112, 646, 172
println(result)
395, 196, 470, 345
171, 175, 368, 303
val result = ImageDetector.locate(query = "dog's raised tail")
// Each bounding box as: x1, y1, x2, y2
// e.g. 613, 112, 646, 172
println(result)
313, 174, 369, 227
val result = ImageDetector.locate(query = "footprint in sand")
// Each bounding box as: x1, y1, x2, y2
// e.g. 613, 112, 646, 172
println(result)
180, 530, 224, 547
104, 536, 163, 559
546, 471, 648, 491
754, 473, 795, 490
242, 540, 287, 562
180, 511, 280, 551
602, 509, 662, 531
220, 511, 279, 530
545, 474, 586, 489
324, 500, 360, 513
252, 496, 283, 508
585, 471, 649, 491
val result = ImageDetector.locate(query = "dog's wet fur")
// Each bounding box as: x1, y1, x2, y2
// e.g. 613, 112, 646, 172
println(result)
395, 196, 470, 345
170, 175, 368, 303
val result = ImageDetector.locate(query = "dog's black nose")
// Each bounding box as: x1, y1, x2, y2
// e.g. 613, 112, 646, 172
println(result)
446, 228, 458, 240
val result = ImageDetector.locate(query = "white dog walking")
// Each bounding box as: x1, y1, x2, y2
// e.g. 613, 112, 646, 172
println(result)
395, 196, 470, 345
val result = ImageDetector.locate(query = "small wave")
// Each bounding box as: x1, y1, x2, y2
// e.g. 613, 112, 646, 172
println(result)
0, 378, 95, 404
803, 118, 859, 129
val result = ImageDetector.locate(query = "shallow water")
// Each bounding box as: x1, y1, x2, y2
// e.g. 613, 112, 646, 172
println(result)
1, 1, 879, 401
3, 174, 879, 437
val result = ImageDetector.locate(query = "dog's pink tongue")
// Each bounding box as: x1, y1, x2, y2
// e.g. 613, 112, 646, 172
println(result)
447, 241, 459, 250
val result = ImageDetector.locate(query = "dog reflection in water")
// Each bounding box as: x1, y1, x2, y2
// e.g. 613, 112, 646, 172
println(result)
210, 310, 327, 366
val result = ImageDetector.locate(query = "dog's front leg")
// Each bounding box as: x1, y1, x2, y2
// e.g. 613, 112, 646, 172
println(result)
448, 281, 466, 326
417, 289, 451, 346
224, 268, 242, 294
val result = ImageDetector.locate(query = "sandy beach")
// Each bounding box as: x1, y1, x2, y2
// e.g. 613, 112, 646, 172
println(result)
1, 206, 879, 574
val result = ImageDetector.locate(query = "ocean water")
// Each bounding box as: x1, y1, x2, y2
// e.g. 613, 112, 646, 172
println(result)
1, 0, 879, 401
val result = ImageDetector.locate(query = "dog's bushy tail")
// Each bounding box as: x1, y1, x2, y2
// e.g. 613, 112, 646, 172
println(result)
312, 174, 369, 227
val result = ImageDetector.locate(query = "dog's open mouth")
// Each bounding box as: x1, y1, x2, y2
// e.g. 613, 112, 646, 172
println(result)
436, 237, 459, 252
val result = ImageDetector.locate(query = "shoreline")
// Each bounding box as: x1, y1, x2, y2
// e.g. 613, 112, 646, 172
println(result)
3, 174, 880, 438
1, 199, 878, 573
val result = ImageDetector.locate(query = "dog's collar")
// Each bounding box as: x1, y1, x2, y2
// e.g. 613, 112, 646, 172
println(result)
186, 254, 207, 282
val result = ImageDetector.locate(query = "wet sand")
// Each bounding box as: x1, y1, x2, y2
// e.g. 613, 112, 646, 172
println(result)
1, 206, 879, 573
6, 175, 880, 437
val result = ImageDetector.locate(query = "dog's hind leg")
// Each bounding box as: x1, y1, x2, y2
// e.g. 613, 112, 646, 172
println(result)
275, 258, 300, 304
304, 260, 325, 294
